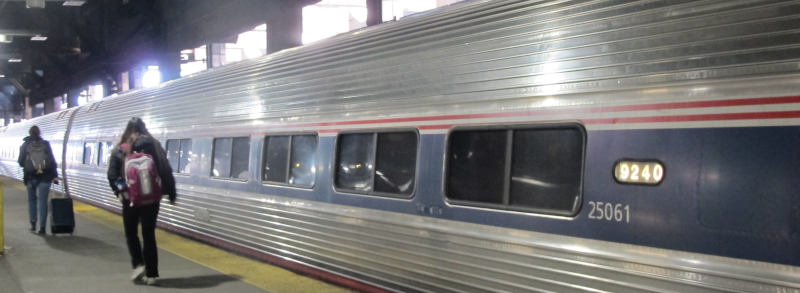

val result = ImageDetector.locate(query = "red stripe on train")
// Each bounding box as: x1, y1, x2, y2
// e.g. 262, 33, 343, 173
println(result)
319, 111, 800, 132
279, 95, 800, 129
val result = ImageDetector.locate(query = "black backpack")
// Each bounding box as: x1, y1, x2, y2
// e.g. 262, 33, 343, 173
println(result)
24, 140, 49, 174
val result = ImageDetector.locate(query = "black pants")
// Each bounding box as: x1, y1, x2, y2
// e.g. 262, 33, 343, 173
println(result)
122, 202, 160, 277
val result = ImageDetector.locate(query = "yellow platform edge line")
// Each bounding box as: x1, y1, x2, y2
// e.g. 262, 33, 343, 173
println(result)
73, 200, 351, 293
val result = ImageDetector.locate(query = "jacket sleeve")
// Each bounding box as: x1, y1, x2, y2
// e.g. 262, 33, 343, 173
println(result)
18, 142, 27, 167
107, 148, 124, 195
154, 140, 177, 202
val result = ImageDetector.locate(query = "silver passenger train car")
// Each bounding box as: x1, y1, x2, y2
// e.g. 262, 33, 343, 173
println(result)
2, 0, 799, 291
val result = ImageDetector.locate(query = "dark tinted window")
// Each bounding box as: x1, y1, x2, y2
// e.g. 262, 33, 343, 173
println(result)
179, 139, 192, 173
263, 136, 289, 183
335, 130, 417, 196
510, 128, 583, 211
447, 130, 506, 203
166, 139, 180, 171
212, 138, 232, 177
167, 139, 193, 174
212, 137, 249, 179
335, 133, 374, 192
374, 132, 417, 194
230, 137, 250, 179
446, 125, 584, 215
289, 135, 317, 186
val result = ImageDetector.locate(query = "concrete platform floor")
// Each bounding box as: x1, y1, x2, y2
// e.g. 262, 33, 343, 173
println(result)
0, 179, 353, 293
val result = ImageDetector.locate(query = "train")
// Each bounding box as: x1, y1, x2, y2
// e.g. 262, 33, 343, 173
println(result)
2, 0, 800, 291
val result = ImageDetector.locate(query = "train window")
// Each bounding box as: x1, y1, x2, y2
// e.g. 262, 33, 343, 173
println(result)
289, 135, 317, 186
179, 139, 192, 173
262, 134, 317, 187
263, 136, 289, 183
211, 137, 250, 179
447, 130, 506, 204
83, 142, 96, 165
335, 130, 417, 196
212, 138, 232, 177
167, 139, 192, 174
375, 132, 417, 194
446, 124, 584, 216
166, 140, 180, 172
336, 133, 375, 192
98, 141, 113, 166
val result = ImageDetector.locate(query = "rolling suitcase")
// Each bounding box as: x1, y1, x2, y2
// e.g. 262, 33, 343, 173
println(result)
50, 195, 75, 235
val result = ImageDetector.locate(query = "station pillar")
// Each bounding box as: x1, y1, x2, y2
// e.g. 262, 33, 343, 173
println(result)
24, 96, 32, 120
67, 88, 81, 108
367, 0, 382, 26
44, 97, 56, 114
266, 2, 303, 54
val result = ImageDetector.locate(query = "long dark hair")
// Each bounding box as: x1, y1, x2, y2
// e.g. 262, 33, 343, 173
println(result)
118, 117, 152, 146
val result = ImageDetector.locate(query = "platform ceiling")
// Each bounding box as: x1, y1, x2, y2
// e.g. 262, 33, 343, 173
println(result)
0, 0, 320, 115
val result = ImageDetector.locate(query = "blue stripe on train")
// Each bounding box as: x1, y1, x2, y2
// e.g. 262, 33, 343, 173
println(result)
423, 126, 800, 267
177, 126, 799, 267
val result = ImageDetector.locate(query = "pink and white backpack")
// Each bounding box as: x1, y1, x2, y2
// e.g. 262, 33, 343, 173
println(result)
124, 152, 163, 207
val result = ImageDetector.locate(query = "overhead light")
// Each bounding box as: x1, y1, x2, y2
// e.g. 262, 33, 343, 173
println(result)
0, 74, 5, 78
8, 58, 22, 63
26, 0, 45, 9
62, 0, 86, 6
31, 35, 47, 41
0, 35, 10, 43
142, 66, 161, 88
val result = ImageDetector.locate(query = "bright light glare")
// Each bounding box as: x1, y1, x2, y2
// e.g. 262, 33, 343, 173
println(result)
0, 35, 10, 43
92, 84, 104, 100
383, 0, 437, 21
63, 0, 86, 6
142, 66, 161, 88
180, 45, 207, 77
77, 90, 88, 106
8, 58, 22, 63
302, 1, 365, 44
302, 0, 459, 44
221, 25, 266, 65
31, 35, 47, 41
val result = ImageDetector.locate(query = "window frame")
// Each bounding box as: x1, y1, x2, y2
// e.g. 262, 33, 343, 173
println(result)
166, 138, 193, 175
332, 128, 419, 199
210, 136, 251, 181
261, 132, 319, 189
82, 141, 97, 166
443, 123, 586, 217
97, 141, 113, 167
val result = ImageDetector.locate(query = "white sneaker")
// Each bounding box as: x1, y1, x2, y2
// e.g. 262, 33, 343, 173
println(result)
130, 265, 145, 282
145, 277, 158, 285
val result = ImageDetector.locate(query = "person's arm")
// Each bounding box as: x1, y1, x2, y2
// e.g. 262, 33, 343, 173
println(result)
107, 149, 123, 195
152, 139, 177, 203
45, 141, 58, 182
17, 142, 27, 167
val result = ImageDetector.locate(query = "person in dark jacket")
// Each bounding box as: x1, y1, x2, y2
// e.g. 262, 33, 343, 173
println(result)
17, 125, 58, 234
107, 117, 176, 286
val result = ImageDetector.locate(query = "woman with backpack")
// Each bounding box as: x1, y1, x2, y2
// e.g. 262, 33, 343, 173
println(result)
17, 125, 58, 234
107, 117, 176, 286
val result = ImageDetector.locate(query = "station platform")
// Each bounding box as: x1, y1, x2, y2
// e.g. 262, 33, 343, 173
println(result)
0, 179, 353, 293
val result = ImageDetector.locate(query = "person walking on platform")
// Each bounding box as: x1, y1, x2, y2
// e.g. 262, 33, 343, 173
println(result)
17, 125, 59, 235
107, 117, 176, 286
